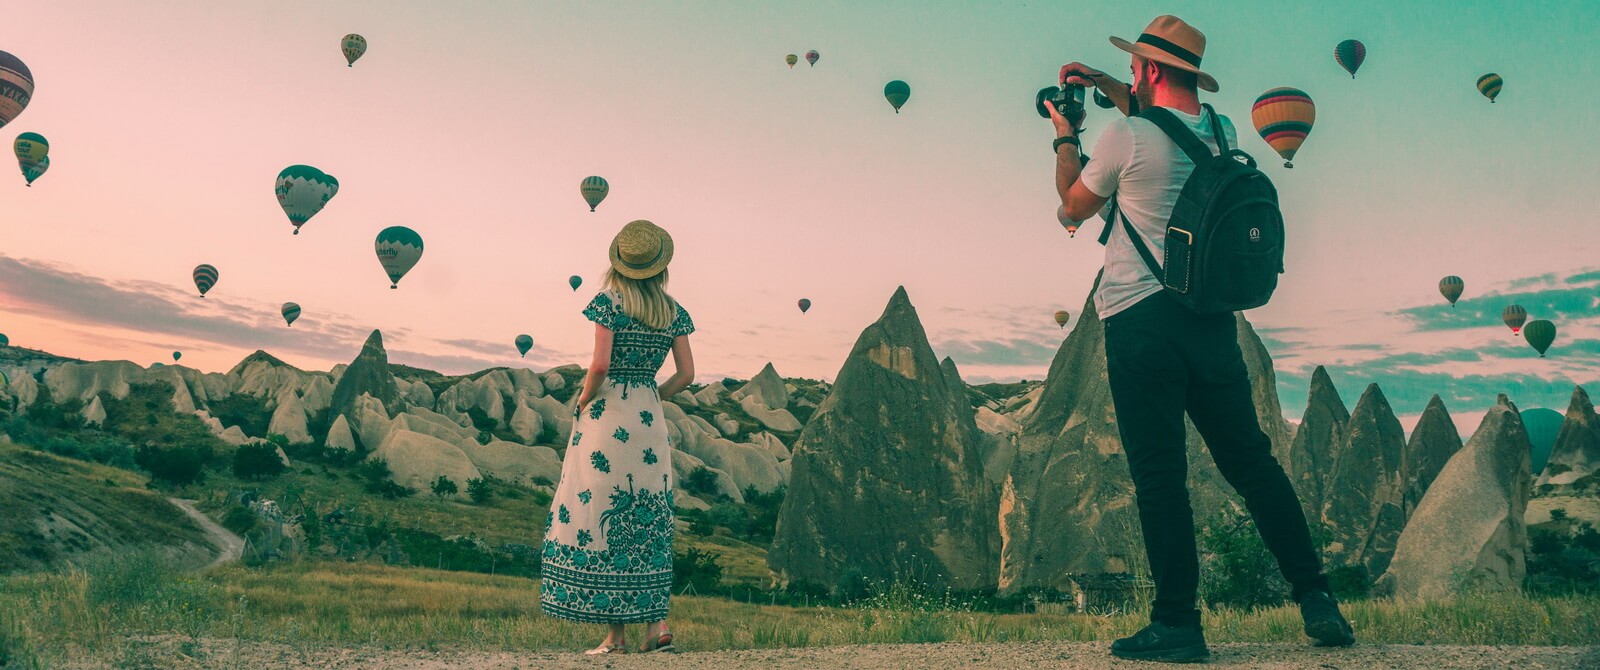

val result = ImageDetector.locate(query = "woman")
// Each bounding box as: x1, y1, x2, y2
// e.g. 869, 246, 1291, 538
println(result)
541, 220, 695, 655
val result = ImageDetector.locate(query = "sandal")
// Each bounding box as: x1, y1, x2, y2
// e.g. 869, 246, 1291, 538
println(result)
640, 630, 676, 653
584, 643, 627, 655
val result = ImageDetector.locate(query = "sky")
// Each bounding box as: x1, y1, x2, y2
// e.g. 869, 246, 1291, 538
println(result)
2, 0, 1598, 437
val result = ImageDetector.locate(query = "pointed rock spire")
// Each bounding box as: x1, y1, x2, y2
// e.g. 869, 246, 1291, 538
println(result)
1537, 386, 1600, 494
1321, 383, 1407, 580
1402, 395, 1463, 516
330, 330, 400, 419
1280, 366, 1350, 522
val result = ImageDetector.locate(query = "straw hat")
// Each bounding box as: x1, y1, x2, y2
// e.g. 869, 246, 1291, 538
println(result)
1109, 15, 1219, 93
609, 219, 674, 279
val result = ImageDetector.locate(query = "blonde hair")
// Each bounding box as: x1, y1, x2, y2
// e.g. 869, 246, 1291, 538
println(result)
603, 268, 677, 330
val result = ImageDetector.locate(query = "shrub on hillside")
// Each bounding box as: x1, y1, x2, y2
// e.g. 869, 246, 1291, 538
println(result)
206, 394, 272, 438
431, 476, 459, 498
358, 458, 414, 499
1197, 508, 1292, 609
673, 546, 723, 594
233, 443, 286, 480
683, 466, 722, 500
22, 386, 84, 431
103, 383, 226, 457
467, 477, 493, 504
134, 443, 212, 485
221, 504, 258, 536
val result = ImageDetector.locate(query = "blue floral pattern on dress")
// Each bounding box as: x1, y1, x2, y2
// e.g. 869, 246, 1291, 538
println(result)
642, 448, 657, 465
578, 490, 592, 504
558, 505, 570, 524
639, 410, 654, 427
540, 474, 675, 624
590, 451, 611, 473
614, 427, 630, 443
580, 292, 695, 387
577, 529, 593, 547
588, 398, 607, 420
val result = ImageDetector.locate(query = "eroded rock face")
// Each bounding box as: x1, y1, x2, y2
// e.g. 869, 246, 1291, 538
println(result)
997, 272, 1291, 594
1403, 395, 1464, 517
1278, 366, 1349, 521
731, 363, 789, 410
1378, 395, 1533, 598
1538, 386, 1600, 495
1320, 383, 1407, 580
770, 287, 999, 591
367, 428, 481, 500
268, 390, 312, 445
329, 331, 401, 419
325, 414, 358, 451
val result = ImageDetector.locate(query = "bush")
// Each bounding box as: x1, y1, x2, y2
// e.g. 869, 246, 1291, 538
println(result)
232, 443, 286, 480
1196, 508, 1291, 609
358, 458, 414, 499
467, 477, 493, 504
134, 443, 211, 485
24, 386, 84, 431
464, 407, 499, 434
431, 476, 459, 498
673, 546, 723, 594
206, 394, 272, 438
221, 504, 258, 536
683, 466, 721, 499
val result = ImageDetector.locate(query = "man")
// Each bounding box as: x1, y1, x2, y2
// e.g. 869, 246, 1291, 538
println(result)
1048, 15, 1356, 662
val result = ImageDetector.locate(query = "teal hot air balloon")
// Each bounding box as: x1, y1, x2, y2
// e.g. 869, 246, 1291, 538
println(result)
342, 34, 367, 67
884, 80, 910, 113
1438, 275, 1464, 307
1523, 319, 1555, 357
0, 51, 34, 131
375, 226, 424, 288
1334, 39, 1365, 78
282, 302, 301, 327
20, 155, 46, 186
1477, 73, 1503, 103
276, 165, 340, 235
515, 334, 534, 357
580, 176, 609, 212
14, 131, 48, 186
568, 275, 583, 291
193, 264, 218, 298
1520, 407, 1564, 474
797, 298, 811, 314
172, 351, 182, 362
0, 333, 9, 347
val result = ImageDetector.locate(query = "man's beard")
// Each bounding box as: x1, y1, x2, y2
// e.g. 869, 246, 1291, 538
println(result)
1134, 80, 1156, 111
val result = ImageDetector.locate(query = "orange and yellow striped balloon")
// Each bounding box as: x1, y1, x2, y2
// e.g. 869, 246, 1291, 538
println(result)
1251, 87, 1315, 168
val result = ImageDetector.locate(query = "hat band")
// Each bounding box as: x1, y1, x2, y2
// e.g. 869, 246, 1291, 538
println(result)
619, 244, 664, 270
1135, 33, 1202, 67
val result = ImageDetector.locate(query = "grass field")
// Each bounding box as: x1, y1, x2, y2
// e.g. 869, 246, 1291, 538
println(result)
2, 558, 1596, 668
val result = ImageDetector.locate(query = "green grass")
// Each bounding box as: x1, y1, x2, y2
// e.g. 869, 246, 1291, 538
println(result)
1, 559, 1595, 667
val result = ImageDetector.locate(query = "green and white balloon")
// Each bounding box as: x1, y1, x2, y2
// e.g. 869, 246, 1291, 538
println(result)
375, 226, 423, 288
275, 165, 340, 235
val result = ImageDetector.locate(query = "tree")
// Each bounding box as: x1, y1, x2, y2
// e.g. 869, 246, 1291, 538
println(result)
431, 475, 459, 498
684, 467, 721, 499
467, 477, 493, 504
232, 442, 286, 480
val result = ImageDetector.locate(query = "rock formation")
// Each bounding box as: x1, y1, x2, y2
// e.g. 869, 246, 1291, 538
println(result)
1278, 366, 1349, 521
1402, 395, 1464, 517
325, 414, 358, 451
731, 363, 789, 410
367, 429, 481, 499
1378, 395, 1533, 598
329, 330, 401, 418
997, 272, 1292, 594
1320, 383, 1407, 580
268, 390, 312, 444
82, 395, 107, 427
770, 287, 999, 591
1537, 386, 1600, 495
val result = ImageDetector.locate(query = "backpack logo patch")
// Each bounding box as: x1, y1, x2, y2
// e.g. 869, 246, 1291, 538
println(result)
1248, 227, 1262, 243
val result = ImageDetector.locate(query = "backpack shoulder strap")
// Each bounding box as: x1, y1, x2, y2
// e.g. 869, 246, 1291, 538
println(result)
1138, 106, 1214, 165
1201, 103, 1230, 152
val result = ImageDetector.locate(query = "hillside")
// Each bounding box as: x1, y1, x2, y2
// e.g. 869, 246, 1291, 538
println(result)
0, 442, 217, 572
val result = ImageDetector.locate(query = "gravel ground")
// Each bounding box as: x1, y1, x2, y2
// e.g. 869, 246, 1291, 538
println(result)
72, 638, 1600, 669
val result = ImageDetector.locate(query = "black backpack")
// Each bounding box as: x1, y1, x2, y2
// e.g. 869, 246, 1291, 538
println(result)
1097, 103, 1285, 314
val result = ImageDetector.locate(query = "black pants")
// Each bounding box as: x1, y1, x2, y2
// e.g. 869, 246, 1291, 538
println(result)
1104, 291, 1331, 626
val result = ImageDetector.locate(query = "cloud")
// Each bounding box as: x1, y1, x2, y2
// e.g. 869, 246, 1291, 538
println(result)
934, 336, 1060, 368
1396, 269, 1600, 333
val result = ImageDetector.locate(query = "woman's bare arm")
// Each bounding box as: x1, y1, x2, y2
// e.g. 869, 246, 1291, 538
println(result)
656, 336, 695, 400
575, 323, 614, 411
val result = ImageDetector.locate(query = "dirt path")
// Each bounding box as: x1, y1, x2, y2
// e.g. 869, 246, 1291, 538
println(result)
167, 498, 244, 569
86, 639, 1600, 670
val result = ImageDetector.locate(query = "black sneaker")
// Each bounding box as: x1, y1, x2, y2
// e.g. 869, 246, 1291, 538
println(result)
1298, 591, 1356, 647
1110, 621, 1210, 663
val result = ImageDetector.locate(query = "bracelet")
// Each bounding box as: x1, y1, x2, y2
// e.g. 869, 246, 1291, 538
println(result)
1053, 135, 1080, 153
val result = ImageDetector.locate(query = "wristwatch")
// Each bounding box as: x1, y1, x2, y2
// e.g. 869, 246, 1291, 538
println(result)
1053, 135, 1080, 154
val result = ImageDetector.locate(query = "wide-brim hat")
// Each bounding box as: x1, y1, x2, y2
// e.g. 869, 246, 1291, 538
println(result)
609, 219, 674, 279
1109, 15, 1219, 93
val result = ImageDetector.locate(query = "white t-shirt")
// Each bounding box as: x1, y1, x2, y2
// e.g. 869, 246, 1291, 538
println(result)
1079, 107, 1239, 320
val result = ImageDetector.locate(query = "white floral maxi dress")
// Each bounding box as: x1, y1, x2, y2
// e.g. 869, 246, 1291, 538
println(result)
540, 291, 694, 624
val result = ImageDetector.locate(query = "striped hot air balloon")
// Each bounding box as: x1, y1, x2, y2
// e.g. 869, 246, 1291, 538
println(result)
1334, 39, 1365, 78
1501, 304, 1527, 334
1523, 319, 1555, 357
14, 131, 47, 186
1477, 73, 1503, 103
342, 34, 367, 67
375, 226, 424, 288
1251, 87, 1315, 168
1438, 275, 1464, 307
276, 165, 340, 234
580, 176, 609, 212
785, 54, 798, 69
805, 50, 820, 67
515, 334, 534, 357
1054, 310, 1071, 328
193, 264, 219, 298
884, 80, 911, 113
797, 298, 811, 314
282, 302, 301, 327
0, 51, 34, 131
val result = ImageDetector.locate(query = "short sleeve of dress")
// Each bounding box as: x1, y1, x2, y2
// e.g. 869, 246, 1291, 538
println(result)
669, 303, 695, 337
582, 292, 629, 330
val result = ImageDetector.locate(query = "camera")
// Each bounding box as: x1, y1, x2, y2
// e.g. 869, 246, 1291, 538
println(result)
1036, 84, 1087, 129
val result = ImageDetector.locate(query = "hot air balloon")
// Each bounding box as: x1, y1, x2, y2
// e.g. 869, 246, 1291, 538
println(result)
1057, 205, 1079, 237
785, 54, 798, 69
0, 333, 9, 347
375, 226, 424, 288
1477, 73, 1503, 103
1501, 304, 1527, 334
342, 34, 367, 67
276, 165, 340, 234
515, 334, 534, 357
580, 176, 609, 212
1438, 275, 1464, 307
1054, 310, 1071, 328
568, 275, 583, 291
797, 298, 811, 314
193, 264, 218, 298
1523, 319, 1555, 357
1334, 39, 1365, 78
805, 50, 820, 67
14, 132, 47, 186
1252, 87, 1315, 168
884, 80, 910, 114
0, 52, 34, 131
282, 302, 301, 327
172, 351, 182, 362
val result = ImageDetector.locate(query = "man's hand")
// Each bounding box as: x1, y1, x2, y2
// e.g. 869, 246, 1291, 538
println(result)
1059, 62, 1108, 88
1044, 96, 1077, 139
